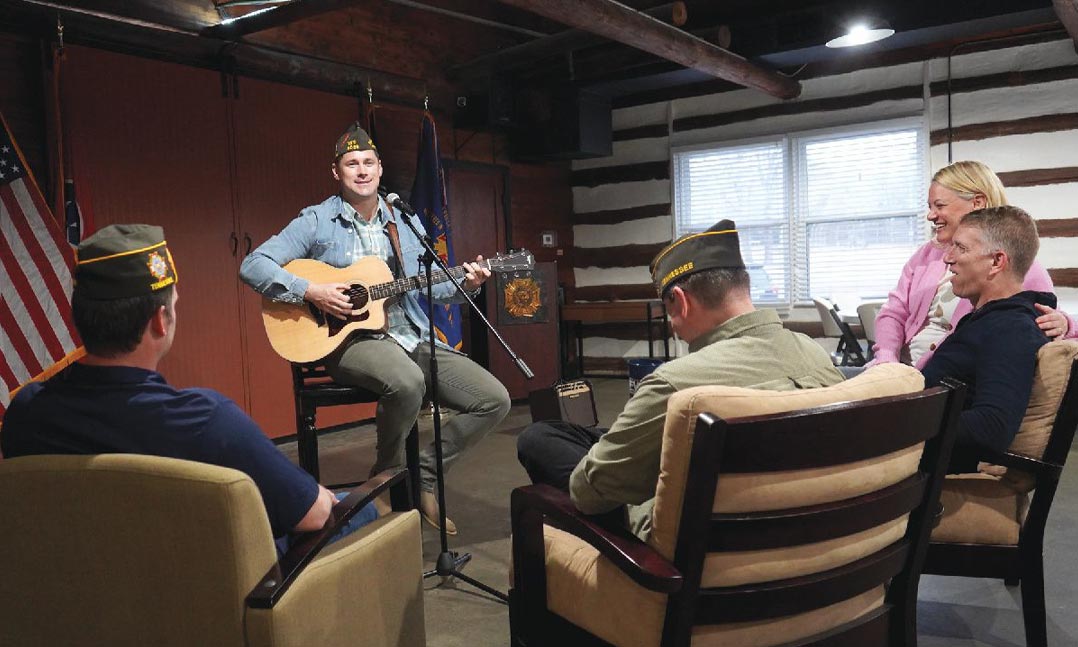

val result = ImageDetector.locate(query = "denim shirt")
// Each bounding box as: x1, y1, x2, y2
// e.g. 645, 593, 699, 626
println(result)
239, 194, 469, 349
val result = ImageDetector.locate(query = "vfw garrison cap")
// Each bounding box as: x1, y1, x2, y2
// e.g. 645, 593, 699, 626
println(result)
649, 219, 745, 295
75, 224, 177, 299
334, 121, 378, 158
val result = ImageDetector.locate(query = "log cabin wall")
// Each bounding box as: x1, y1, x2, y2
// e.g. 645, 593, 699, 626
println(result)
570, 36, 1078, 374
0, 29, 573, 436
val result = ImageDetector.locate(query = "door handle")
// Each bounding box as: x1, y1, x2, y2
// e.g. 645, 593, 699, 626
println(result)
244, 233, 252, 256
229, 231, 238, 256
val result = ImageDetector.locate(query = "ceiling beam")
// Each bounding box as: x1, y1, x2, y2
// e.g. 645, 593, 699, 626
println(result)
1055, 0, 1078, 50
448, 1, 686, 80
490, 0, 800, 99
3, 1, 440, 107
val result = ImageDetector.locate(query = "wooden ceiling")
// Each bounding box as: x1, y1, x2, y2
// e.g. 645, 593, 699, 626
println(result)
0, 0, 1070, 112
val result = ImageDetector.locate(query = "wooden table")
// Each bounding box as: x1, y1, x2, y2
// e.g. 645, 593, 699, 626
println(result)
560, 301, 670, 377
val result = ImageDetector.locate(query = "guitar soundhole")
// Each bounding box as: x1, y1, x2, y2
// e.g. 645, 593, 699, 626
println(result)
348, 284, 370, 310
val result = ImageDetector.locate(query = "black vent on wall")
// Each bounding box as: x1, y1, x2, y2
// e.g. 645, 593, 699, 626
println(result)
510, 86, 612, 161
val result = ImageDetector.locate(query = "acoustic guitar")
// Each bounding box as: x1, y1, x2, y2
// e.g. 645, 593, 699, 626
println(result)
261, 249, 535, 363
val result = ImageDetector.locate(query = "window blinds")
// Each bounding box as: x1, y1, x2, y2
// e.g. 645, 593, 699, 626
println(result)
672, 121, 926, 307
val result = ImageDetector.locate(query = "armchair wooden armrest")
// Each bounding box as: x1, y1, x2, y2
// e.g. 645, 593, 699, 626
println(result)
983, 451, 1063, 482
247, 467, 410, 609
511, 483, 682, 594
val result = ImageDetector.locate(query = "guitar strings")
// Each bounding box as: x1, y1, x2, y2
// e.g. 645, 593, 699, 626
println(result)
345, 256, 509, 303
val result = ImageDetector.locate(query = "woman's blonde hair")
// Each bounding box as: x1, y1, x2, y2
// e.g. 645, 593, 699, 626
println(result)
932, 160, 1008, 207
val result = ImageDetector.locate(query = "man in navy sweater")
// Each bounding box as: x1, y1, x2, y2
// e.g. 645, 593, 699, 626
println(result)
921, 206, 1054, 472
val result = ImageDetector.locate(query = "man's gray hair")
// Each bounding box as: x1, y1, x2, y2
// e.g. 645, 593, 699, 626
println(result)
959, 205, 1040, 279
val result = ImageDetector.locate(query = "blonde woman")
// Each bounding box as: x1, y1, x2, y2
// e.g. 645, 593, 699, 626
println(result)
872, 160, 1075, 368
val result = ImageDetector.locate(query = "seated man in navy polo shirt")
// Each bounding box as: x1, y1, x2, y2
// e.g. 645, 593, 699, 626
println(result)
921, 206, 1055, 472
1, 224, 375, 550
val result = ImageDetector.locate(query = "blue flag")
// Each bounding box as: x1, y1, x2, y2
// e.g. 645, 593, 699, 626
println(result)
410, 112, 462, 349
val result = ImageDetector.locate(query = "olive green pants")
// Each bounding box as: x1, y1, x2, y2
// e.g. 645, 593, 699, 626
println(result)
327, 336, 510, 492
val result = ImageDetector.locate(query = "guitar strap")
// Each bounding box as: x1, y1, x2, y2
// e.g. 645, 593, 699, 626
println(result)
385, 219, 405, 279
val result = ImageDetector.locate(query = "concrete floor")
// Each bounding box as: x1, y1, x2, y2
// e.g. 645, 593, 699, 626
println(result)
281, 377, 1078, 647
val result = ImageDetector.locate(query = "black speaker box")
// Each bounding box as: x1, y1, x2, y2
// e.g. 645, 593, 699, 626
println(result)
453, 79, 515, 130
528, 380, 599, 428
511, 86, 612, 160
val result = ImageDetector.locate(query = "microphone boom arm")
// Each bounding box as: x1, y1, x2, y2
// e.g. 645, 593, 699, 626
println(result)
384, 192, 534, 379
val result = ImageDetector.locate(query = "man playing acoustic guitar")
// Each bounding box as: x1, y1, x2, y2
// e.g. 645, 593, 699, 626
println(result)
240, 122, 510, 535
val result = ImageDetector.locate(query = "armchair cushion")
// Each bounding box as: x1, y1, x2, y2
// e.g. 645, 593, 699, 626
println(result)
544, 525, 667, 647
931, 473, 1029, 545
1004, 341, 1078, 485
543, 523, 886, 647
701, 516, 907, 588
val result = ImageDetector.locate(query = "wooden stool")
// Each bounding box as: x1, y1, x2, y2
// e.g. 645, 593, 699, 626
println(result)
292, 363, 421, 504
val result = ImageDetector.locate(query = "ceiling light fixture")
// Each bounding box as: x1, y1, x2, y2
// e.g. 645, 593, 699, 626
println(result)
215, 0, 290, 26
825, 22, 895, 48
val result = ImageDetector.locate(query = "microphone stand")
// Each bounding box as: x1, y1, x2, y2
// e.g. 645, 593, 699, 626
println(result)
390, 193, 532, 604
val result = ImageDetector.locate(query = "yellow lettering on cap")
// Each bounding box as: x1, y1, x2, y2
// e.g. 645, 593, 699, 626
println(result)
661, 261, 694, 287
150, 276, 175, 291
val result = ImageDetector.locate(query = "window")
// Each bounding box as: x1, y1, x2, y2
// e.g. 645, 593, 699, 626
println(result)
672, 120, 927, 306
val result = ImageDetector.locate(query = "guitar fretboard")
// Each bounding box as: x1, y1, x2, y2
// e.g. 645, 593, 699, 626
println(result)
356, 261, 489, 301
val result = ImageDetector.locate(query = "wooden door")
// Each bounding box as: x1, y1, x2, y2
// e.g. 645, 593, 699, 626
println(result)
445, 162, 508, 263
230, 79, 370, 437
63, 46, 246, 402
445, 163, 555, 397
445, 163, 506, 363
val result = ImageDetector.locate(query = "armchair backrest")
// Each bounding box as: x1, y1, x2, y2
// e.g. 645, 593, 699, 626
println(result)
651, 363, 965, 645
650, 363, 927, 558
0, 454, 278, 647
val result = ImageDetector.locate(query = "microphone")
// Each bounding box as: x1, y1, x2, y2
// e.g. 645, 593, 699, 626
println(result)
385, 192, 418, 217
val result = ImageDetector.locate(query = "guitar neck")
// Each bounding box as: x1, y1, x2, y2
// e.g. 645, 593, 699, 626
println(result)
368, 261, 485, 301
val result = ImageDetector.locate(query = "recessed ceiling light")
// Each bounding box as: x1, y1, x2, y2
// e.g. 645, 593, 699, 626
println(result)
826, 23, 895, 48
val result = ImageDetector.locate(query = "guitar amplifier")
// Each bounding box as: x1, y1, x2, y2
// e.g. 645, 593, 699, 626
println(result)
528, 380, 599, 428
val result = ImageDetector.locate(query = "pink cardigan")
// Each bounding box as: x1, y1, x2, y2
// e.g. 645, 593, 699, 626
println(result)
872, 241, 1077, 369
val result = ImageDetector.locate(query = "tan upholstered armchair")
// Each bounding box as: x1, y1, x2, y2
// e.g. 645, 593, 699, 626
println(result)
0, 454, 426, 647
924, 339, 1078, 647
510, 363, 965, 647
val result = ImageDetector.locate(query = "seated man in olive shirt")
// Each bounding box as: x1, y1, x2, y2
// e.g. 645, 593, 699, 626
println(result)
517, 220, 845, 539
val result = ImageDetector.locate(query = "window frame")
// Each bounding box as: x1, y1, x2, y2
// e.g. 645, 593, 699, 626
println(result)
671, 116, 930, 308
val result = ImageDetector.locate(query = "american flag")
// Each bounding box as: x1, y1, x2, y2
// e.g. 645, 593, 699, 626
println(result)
0, 113, 83, 420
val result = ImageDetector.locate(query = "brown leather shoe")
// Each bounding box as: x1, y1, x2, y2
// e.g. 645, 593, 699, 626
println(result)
419, 490, 458, 535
